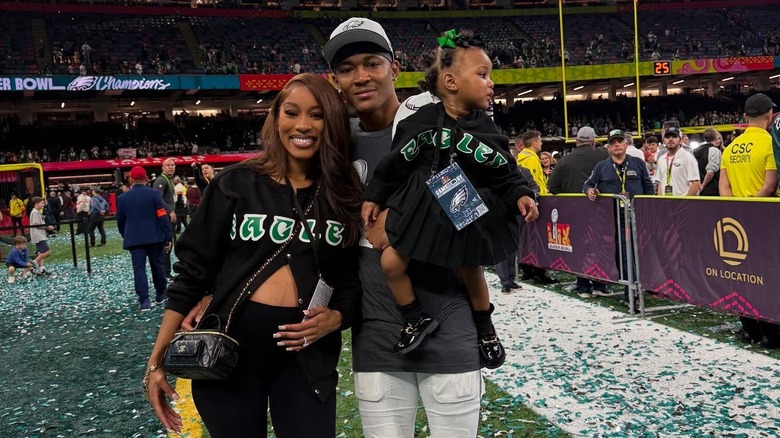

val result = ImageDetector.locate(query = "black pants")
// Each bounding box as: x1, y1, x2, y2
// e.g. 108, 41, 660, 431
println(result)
87, 214, 106, 246
192, 302, 336, 438
10, 216, 23, 236
76, 212, 90, 235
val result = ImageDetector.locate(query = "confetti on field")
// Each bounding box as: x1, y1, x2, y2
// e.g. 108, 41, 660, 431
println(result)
484, 271, 780, 437
4, 229, 779, 437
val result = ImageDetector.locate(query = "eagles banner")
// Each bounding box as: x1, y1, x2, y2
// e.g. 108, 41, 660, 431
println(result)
0, 75, 238, 91
634, 197, 780, 323
518, 194, 620, 283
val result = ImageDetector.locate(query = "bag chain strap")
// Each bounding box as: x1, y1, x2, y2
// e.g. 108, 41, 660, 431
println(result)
221, 183, 321, 332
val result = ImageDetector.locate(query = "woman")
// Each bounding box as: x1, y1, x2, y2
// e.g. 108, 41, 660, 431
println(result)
191, 162, 216, 192
539, 151, 555, 182
144, 73, 363, 437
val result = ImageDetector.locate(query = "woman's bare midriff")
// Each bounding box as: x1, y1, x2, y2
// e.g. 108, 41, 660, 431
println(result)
248, 265, 299, 307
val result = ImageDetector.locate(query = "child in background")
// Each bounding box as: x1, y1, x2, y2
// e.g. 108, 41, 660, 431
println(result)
6, 236, 34, 283
362, 29, 538, 368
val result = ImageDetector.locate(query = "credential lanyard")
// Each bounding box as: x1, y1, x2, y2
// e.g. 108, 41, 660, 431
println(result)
430, 103, 459, 177
665, 154, 675, 185
613, 162, 627, 194
286, 178, 322, 272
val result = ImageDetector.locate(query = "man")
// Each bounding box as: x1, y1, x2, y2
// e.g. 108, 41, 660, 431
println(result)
694, 127, 722, 196
153, 158, 176, 279
117, 166, 173, 311
75, 187, 91, 235
87, 187, 109, 247
772, 111, 780, 188
515, 130, 557, 284
643, 135, 660, 179
548, 126, 610, 297
548, 126, 607, 194
323, 17, 537, 437
46, 191, 62, 232
29, 197, 54, 276
653, 126, 701, 196
720, 93, 779, 348
516, 130, 548, 195
583, 130, 654, 306
495, 144, 539, 294
625, 133, 646, 163
8, 192, 25, 237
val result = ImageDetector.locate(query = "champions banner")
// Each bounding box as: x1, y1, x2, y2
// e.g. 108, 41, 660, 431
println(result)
518, 195, 620, 282
635, 197, 780, 323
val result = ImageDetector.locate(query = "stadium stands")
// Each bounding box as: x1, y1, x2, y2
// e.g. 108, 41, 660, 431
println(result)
1, 2, 780, 75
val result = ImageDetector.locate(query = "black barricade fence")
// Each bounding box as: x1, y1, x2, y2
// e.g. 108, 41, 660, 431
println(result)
519, 194, 620, 283
634, 196, 780, 324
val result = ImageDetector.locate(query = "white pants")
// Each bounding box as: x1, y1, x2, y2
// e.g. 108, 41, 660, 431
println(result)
354, 371, 484, 438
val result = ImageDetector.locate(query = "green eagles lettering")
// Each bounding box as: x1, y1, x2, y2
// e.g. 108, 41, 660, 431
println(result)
457, 132, 475, 154
239, 214, 266, 241
298, 219, 317, 243
474, 142, 494, 163
487, 153, 508, 168
270, 216, 296, 243
325, 220, 345, 246
400, 138, 419, 161
232, 214, 344, 247
440, 128, 451, 149
417, 129, 435, 148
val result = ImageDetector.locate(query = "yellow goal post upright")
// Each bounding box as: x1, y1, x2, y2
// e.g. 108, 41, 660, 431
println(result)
558, 0, 644, 144
0, 163, 46, 209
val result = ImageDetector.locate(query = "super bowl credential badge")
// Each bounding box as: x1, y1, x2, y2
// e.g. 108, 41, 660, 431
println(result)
427, 162, 488, 231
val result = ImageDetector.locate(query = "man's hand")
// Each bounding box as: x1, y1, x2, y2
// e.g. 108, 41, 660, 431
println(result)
361, 201, 380, 228
164, 242, 172, 254
169, 211, 177, 224
587, 188, 599, 201
517, 196, 539, 222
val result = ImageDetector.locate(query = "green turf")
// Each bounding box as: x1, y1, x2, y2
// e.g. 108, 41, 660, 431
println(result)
2, 224, 569, 438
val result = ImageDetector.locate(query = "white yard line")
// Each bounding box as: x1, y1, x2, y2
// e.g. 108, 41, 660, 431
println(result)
485, 275, 780, 437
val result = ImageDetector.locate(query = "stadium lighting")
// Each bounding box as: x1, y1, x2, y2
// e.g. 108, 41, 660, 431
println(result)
256, 99, 263, 104
573, 85, 584, 91
623, 82, 635, 88
195, 100, 201, 105
130, 101, 135, 106
722, 77, 735, 82
770, 74, 780, 79
60, 102, 65, 108
517, 90, 533, 96
672, 80, 684, 85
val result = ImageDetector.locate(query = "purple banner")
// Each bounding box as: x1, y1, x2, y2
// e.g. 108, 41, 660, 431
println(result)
635, 197, 780, 323
519, 195, 620, 282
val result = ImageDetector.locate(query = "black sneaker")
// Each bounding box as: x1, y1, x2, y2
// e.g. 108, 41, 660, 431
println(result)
501, 286, 512, 294
155, 292, 166, 304
534, 275, 559, 285
393, 314, 440, 355
478, 327, 506, 369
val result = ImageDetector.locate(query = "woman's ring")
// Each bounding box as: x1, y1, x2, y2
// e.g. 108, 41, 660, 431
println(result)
303, 336, 309, 347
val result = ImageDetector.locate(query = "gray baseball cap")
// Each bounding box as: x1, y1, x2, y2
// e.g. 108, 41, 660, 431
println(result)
576, 126, 596, 142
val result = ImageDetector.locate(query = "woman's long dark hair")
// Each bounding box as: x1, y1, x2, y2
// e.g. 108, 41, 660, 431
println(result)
246, 73, 362, 246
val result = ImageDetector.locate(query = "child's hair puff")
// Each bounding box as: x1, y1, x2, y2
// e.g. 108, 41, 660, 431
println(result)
417, 29, 486, 97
